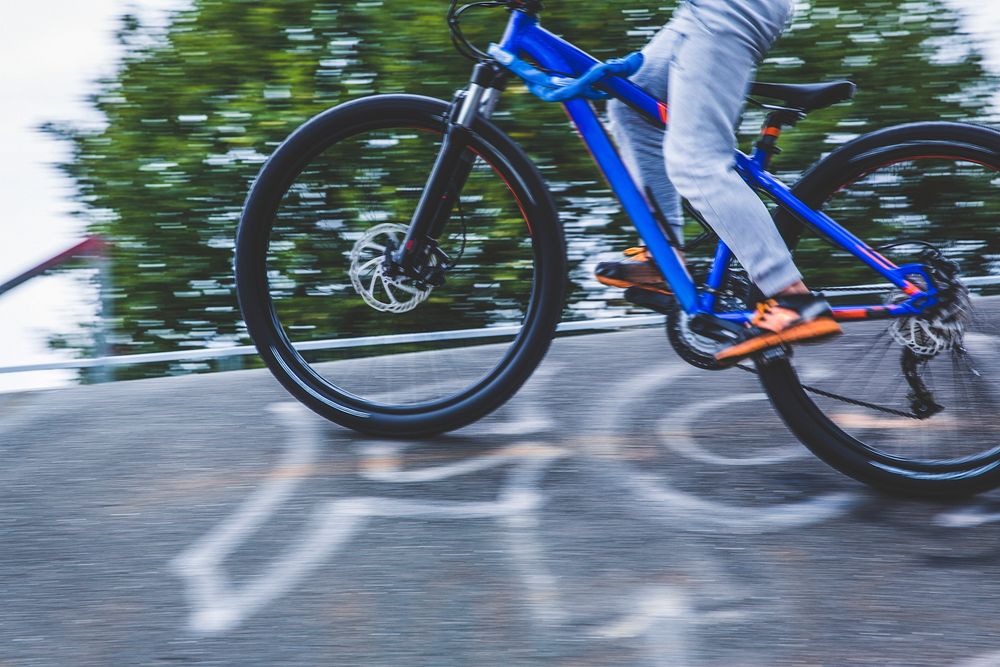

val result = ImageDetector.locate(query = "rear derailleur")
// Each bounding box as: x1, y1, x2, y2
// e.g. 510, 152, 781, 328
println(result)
891, 248, 970, 418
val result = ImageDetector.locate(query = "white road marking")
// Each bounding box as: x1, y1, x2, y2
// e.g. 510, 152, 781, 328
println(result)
597, 587, 688, 639
587, 363, 861, 533
935, 505, 1000, 528
172, 399, 568, 634
172, 352, 869, 638
170, 402, 329, 633
360, 441, 562, 483
499, 455, 568, 626
598, 587, 696, 667
799, 364, 836, 382
954, 649, 1000, 667
490, 396, 554, 435
658, 393, 808, 466
629, 477, 857, 533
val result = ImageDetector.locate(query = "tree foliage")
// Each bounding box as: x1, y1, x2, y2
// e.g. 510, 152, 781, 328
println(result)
55, 0, 995, 380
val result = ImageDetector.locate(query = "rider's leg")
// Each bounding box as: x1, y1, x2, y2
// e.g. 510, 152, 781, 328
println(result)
601, 24, 686, 294
604, 1, 836, 360
604, 4, 801, 294
663, 1, 800, 297
661, 0, 840, 359
607, 25, 684, 241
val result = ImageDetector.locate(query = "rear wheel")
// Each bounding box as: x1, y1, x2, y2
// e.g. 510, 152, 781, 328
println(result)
759, 122, 1000, 496
235, 94, 565, 436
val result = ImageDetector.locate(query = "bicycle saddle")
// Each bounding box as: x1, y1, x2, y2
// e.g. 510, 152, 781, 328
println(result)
749, 80, 856, 112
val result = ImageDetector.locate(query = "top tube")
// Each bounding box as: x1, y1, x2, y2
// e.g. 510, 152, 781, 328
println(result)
498, 10, 666, 126
492, 6, 937, 323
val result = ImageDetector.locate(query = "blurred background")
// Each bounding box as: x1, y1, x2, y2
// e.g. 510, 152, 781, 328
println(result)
2, 0, 999, 392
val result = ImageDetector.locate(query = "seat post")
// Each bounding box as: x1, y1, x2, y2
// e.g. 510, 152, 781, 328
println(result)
753, 108, 804, 170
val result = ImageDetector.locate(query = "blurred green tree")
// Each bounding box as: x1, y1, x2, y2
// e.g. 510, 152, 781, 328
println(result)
53, 0, 995, 380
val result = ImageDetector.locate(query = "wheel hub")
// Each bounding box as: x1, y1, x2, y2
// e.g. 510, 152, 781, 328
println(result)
889, 251, 970, 358
887, 249, 972, 418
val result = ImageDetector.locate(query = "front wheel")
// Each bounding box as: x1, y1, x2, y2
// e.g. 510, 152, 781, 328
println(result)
235, 94, 566, 436
761, 121, 1000, 496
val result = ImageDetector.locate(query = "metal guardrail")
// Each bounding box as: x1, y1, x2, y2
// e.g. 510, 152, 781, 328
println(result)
0, 314, 667, 375
3, 275, 998, 376
821, 275, 1000, 297
0, 237, 104, 298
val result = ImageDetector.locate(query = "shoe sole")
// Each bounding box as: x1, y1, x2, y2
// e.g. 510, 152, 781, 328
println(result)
595, 275, 672, 296
714, 318, 843, 362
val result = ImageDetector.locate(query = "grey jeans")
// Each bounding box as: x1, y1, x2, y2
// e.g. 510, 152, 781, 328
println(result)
607, 0, 800, 296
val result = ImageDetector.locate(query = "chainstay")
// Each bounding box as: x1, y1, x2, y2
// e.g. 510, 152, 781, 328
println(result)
734, 362, 920, 419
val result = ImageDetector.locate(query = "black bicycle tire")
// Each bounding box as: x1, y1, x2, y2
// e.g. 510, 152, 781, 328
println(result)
235, 94, 566, 437
759, 121, 1000, 497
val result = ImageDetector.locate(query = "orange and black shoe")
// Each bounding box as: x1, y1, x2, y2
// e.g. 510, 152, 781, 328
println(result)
594, 247, 671, 295
714, 293, 843, 363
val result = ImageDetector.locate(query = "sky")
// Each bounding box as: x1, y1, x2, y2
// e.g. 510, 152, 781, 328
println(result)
0, 0, 998, 393
0, 0, 186, 392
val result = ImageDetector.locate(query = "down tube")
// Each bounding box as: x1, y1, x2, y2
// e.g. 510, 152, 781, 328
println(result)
561, 98, 699, 311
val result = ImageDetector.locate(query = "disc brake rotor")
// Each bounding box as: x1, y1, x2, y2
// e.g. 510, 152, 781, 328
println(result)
888, 273, 971, 358
349, 223, 432, 313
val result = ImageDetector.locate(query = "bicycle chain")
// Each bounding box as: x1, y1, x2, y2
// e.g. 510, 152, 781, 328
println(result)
753, 283, 924, 418
733, 362, 920, 420
697, 278, 921, 418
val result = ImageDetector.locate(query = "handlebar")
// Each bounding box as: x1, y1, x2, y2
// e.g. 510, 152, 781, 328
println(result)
487, 44, 644, 102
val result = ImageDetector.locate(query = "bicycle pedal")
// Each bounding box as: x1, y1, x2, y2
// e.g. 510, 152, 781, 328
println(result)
758, 344, 792, 365
624, 286, 675, 315
687, 313, 746, 344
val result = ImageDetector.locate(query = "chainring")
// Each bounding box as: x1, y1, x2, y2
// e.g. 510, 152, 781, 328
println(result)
666, 308, 730, 370
666, 271, 751, 371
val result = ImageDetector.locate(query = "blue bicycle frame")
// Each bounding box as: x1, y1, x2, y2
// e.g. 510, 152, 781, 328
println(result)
495, 9, 937, 324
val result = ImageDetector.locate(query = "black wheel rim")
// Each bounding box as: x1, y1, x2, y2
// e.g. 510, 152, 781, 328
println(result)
777, 146, 1000, 473
255, 116, 546, 415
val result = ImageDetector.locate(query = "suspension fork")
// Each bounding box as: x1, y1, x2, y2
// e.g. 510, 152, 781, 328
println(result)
397, 62, 509, 276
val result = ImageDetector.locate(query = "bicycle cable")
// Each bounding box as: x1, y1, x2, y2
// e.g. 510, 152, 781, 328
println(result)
447, 0, 573, 78
448, 1, 508, 63
441, 176, 469, 270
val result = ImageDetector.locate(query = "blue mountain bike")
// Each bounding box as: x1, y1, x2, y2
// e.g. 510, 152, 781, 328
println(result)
236, 0, 1000, 496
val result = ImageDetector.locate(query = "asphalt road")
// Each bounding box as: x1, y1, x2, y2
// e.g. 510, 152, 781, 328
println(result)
3, 327, 1000, 666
